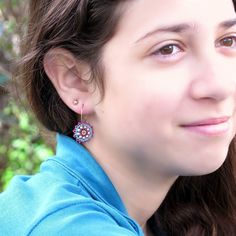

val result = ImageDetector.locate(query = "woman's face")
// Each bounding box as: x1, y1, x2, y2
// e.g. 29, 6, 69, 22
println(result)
93, 0, 236, 176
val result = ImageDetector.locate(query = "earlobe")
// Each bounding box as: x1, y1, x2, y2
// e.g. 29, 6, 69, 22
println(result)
43, 48, 95, 115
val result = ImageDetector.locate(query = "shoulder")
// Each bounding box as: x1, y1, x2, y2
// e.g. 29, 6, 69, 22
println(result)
0, 151, 143, 236
28, 200, 139, 236
0, 177, 142, 236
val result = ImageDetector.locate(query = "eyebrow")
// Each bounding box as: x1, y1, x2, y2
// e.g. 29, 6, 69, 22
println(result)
135, 18, 236, 44
219, 18, 236, 28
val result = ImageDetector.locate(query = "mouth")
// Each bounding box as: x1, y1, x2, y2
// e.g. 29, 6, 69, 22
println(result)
180, 116, 231, 136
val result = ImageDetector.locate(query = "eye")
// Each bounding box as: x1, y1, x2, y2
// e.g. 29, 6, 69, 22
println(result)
151, 43, 185, 62
217, 35, 236, 48
153, 44, 183, 56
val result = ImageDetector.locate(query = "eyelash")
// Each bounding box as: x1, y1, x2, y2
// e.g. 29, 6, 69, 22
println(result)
151, 43, 185, 62
216, 35, 236, 49
151, 34, 236, 62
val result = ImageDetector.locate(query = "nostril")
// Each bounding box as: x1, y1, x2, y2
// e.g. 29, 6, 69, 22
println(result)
189, 67, 235, 102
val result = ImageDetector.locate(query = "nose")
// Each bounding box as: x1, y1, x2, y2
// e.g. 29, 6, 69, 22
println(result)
189, 57, 236, 102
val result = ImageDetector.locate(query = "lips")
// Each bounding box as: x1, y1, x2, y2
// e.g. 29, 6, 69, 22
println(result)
180, 116, 231, 136
181, 116, 230, 127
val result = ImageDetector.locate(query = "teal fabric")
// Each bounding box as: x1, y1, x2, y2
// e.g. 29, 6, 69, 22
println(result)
0, 134, 144, 236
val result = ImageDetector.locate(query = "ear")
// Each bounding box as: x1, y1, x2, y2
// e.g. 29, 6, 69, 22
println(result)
43, 48, 95, 115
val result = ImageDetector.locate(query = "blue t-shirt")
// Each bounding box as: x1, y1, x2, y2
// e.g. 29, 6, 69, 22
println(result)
0, 134, 144, 236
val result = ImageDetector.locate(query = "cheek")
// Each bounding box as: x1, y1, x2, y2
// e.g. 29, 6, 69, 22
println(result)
101, 59, 192, 138
136, 96, 173, 124
131, 82, 187, 125
108, 74, 188, 130
120, 89, 182, 142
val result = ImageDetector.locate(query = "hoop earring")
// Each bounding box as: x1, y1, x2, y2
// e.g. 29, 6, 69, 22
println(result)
73, 104, 94, 143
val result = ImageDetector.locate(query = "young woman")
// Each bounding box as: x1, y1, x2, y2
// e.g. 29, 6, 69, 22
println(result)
1, 0, 236, 235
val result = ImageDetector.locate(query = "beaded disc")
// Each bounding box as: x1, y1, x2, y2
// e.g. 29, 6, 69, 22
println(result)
73, 121, 93, 143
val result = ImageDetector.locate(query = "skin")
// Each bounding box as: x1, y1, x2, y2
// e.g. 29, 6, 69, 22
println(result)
44, 0, 236, 234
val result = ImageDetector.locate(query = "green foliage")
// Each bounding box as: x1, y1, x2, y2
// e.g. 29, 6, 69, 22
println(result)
0, 100, 54, 191
0, 0, 55, 192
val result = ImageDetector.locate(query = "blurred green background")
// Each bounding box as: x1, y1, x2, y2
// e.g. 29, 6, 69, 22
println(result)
0, 0, 55, 191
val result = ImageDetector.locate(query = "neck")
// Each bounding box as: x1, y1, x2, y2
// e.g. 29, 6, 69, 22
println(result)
106, 162, 176, 227
85, 140, 177, 229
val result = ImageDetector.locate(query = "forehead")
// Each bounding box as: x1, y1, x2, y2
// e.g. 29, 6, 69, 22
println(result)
115, 0, 236, 40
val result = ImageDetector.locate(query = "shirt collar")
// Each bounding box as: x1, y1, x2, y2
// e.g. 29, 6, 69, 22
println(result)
55, 133, 128, 214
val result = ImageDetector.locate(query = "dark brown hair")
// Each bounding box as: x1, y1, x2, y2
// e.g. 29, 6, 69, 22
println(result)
18, 0, 236, 235
20, 0, 127, 136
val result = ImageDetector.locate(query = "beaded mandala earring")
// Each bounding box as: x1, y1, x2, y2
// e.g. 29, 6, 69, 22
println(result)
73, 101, 94, 143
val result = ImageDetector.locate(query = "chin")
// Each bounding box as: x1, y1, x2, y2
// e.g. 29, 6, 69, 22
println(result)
182, 149, 229, 176
194, 161, 225, 176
